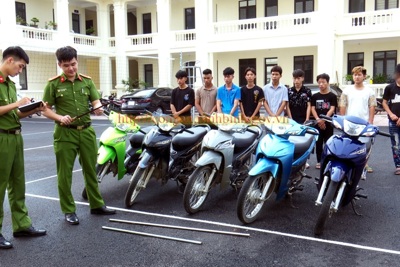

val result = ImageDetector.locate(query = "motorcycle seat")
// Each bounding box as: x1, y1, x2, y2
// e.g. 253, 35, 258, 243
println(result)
232, 128, 260, 153
289, 134, 314, 159
129, 126, 155, 147
172, 126, 208, 151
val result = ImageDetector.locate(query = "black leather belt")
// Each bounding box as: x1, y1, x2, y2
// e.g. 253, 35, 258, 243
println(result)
0, 128, 21, 134
57, 122, 91, 130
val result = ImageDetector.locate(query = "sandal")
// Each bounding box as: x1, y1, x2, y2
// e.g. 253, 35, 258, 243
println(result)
315, 163, 321, 169
365, 165, 373, 173
395, 168, 400, 175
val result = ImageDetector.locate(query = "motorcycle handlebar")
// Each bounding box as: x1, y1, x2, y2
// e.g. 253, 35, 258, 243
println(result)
247, 128, 259, 135
319, 114, 332, 121
306, 129, 319, 135
184, 128, 194, 134
378, 131, 392, 137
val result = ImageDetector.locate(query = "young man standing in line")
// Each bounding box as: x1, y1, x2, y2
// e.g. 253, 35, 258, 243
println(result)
42, 46, 115, 226
240, 67, 264, 123
171, 70, 195, 126
263, 65, 288, 117
311, 73, 337, 169
339, 66, 376, 177
287, 69, 312, 124
0, 46, 47, 249
382, 64, 400, 175
195, 68, 217, 116
217, 67, 241, 117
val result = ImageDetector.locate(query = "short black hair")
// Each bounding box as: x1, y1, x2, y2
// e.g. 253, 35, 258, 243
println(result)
203, 69, 212, 75
292, 69, 305, 78
396, 64, 400, 74
55, 46, 78, 63
316, 73, 330, 83
271, 65, 282, 75
175, 70, 188, 78
2, 46, 29, 64
244, 67, 256, 76
223, 67, 234, 76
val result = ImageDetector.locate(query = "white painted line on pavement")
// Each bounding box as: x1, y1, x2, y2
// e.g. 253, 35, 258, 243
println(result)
24, 192, 400, 256
24, 145, 53, 151
25, 169, 82, 184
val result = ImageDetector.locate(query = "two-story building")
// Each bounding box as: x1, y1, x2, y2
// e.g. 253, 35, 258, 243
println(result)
0, 0, 399, 98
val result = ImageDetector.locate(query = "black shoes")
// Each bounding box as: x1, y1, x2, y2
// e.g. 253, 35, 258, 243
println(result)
65, 213, 80, 225
0, 234, 13, 249
90, 205, 116, 215
13, 226, 47, 238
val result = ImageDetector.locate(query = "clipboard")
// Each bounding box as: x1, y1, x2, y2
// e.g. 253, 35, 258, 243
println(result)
18, 101, 44, 113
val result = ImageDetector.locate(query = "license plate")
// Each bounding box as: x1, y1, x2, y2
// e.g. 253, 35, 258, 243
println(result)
128, 101, 136, 105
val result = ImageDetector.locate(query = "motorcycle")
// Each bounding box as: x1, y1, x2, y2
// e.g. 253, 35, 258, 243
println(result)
82, 109, 153, 199
124, 111, 210, 208
236, 116, 319, 224
313, 114, 391, 236
183, 113, 263, 214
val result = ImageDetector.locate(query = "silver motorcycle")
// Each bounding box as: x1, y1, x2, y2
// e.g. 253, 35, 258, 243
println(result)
183, 113, 263, 214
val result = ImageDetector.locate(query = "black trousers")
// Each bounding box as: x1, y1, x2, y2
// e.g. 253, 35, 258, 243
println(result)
315, 123, 333, 163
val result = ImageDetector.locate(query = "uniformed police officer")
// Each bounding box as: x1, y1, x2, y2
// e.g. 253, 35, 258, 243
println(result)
0, 46, 47, 249
42, 46, 115, 225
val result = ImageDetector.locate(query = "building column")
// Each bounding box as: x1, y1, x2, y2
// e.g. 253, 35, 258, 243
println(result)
157, 0, 172, 87
317, 1, 338, 83
113, 1, 129, 97
194, 0, 213, 88
97, 3, 112, 96
54, 0, 71, 45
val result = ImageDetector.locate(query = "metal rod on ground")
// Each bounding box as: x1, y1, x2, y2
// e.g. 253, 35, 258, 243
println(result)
102, 226, 202, 245
109, 219, 250, 237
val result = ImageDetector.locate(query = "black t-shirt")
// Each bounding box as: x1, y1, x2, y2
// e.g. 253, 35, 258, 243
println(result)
311, 91, 337, 117
288, 86, 312, 123
171, 86, 195, 116
383, 83, 400, 117
240, 85, 265, 117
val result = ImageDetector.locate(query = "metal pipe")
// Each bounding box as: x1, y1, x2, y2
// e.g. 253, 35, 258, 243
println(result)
109, 219, 250, 237
333, 181, 346, 211
102, 226, 202, 245
315, 175, 329, 205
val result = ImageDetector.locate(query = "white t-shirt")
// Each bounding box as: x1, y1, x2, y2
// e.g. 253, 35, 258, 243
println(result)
339, 85, 376, 121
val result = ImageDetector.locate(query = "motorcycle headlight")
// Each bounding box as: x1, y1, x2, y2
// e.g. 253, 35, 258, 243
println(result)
159, 122, 175, 131
343, 119, 366, 136
116, 123, 131, 132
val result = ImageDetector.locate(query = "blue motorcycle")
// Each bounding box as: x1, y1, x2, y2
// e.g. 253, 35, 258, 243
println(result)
314, 115, 391, 236
236, 117, 319, 224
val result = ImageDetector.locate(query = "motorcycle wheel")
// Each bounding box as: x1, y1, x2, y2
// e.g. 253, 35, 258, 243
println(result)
314, 180, 339, 236
183, 165, 214, 214
236, 173, 275, 224
82, 162, 110, 200
124, 167, 149, 208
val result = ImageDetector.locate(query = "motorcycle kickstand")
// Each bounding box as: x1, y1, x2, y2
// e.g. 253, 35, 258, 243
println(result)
287, 193, 298, 209
351, 199, 363, 216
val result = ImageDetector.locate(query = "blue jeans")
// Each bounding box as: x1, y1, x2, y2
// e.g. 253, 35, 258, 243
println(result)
389, 120, 400, 168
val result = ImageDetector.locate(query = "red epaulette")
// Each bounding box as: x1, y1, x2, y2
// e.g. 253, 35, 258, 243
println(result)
79, 73, 92, 79
48, 75, 61, 81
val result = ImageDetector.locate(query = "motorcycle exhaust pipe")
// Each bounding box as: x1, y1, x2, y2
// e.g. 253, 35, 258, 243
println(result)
315, 175, 329, 206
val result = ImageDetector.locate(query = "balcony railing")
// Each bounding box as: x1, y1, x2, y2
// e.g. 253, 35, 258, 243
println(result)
174, 30, 196, 42
339, 9, 400, 34
18, 25, 54, 41
72, 34, 98, 46
212, 13, 315, 37
129, 33, 156, 46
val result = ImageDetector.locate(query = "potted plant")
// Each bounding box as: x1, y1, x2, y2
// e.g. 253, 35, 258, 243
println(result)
86, 26, 95, 35
48, 21, 57, 30
30, 17, 39, 28
16, 15, 25, 25
344, 74, 353, 85
372, 73, 388, 84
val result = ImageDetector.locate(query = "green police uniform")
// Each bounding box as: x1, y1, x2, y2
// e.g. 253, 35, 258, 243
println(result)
43, 73, 105, 214
0, 72, 32, 233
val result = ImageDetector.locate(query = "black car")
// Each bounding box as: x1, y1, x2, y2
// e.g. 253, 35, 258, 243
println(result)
120, 87, 173, 115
